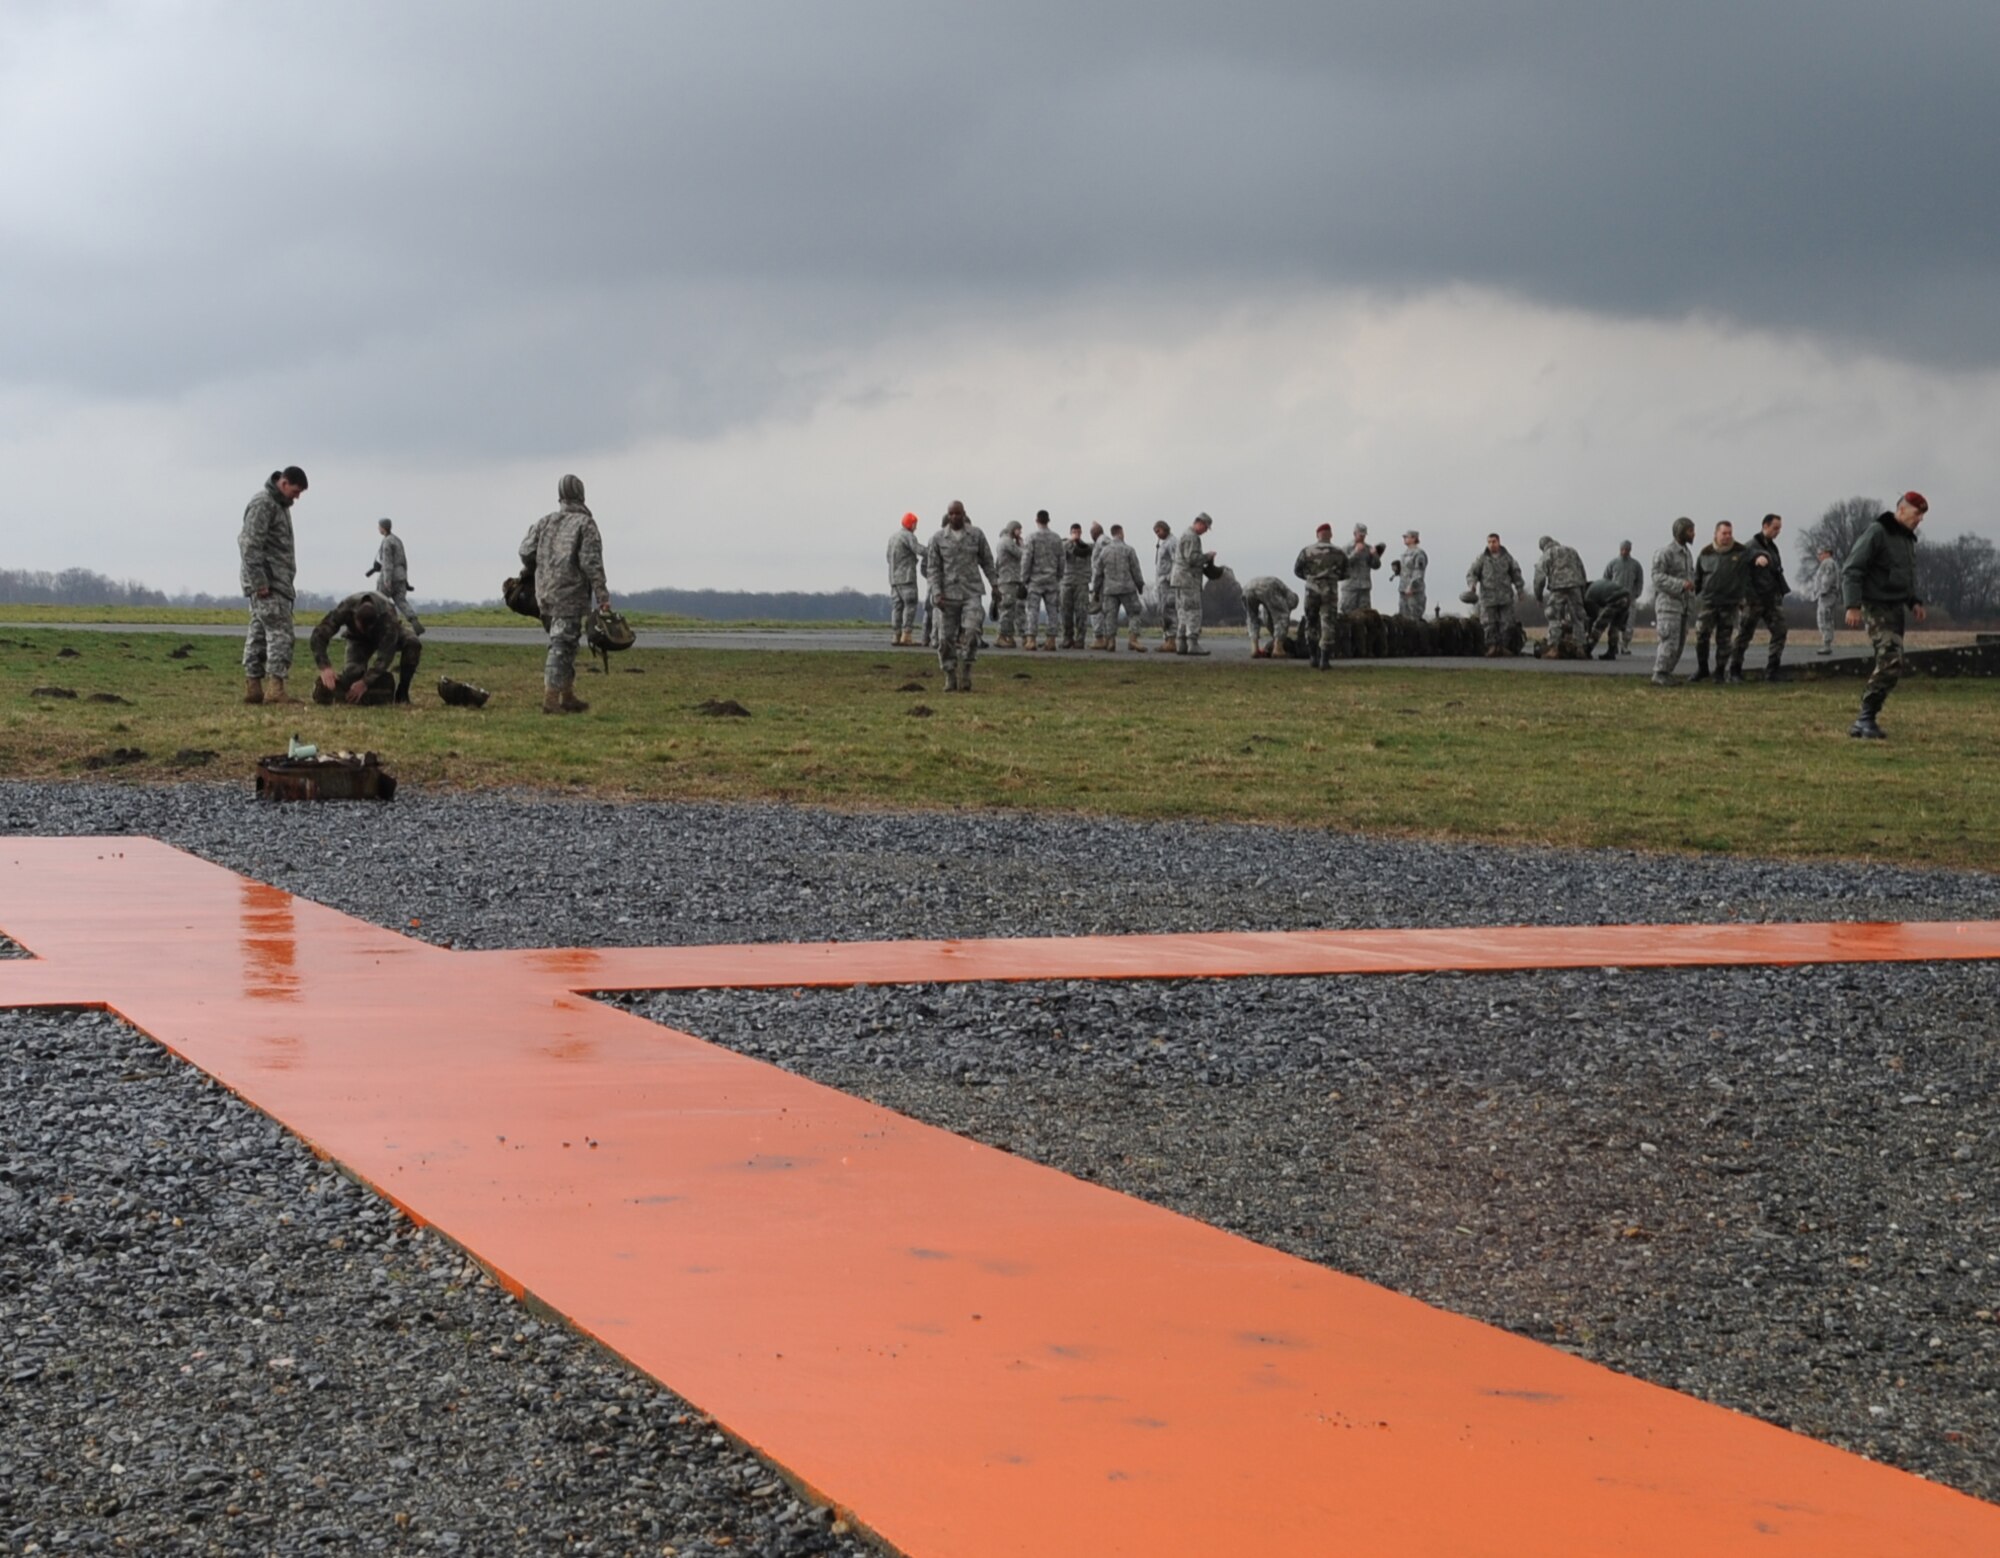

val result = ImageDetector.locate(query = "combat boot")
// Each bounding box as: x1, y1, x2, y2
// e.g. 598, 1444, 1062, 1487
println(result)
1183, 636, 1210, 657
243, 677, 265, 705
1597, 645, 1617, 662
1127, 633, 1147, 653
1764, 650, 1789, 683
959, 664, 973, 692
1848, 695, 1886, 739
265, 677, 298, 704
1690, 646, 1711, 683
1311, 645, 1326, 670
1723, 658, 1746, 685
995, 635, 1015, 649
943, 663, 960, 692
1022, 639, 1037, 652
542, 687, 564, 714
559, 680, 591, 713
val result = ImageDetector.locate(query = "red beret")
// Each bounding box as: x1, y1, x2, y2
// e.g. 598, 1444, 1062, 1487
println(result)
1316, 523, 1333, 536
1901, 490, 1929, 513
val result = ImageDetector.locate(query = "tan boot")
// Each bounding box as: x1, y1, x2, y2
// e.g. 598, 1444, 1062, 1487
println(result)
1128, 634, 1147, 653
265, 677, 298, 704
542, 687, 564, 714
243, 677, 265, 705
559, 680, 591, 713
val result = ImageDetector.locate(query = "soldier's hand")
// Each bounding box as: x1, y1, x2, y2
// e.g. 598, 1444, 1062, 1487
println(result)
1914, 603, 1927, 624
318, 667, 339, 691
345, 679, 368, 705
1754, 556, 1768, 567
1845, 607, 1862, 628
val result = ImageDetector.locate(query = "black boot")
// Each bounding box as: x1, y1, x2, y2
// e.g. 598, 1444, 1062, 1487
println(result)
1849, 695, 1886, 739
1723, 658, 1746, 685
1764, 650, 1789, 684
1691, 645, 1711, 683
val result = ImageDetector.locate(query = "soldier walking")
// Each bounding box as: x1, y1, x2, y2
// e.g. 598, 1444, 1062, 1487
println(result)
1648, 517, 1698, 684
1397, 530, 1428, 620
1090, 524, 1148, 650
1730, 513, 1790, 682
1242, 575, 1299, 657
925, 500, 997, 692
309, 590, 422, 705
365, 518, 424, 636
239, 465, 308, 705
1841, 491, 1928, 739
886, 512, 924, 646
1533, 535, 1589, 657
1808, 545, 1841, 655
1466, 533, 1522, 657
1170, 512, 1215, 655
519, 473, 612, 715
1603, 541, 1643, 655
1691, 520, 1751, 683
1022, 511, 1063, 650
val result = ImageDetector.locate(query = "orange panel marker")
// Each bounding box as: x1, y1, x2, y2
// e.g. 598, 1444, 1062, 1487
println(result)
3, 836, 1996, 1557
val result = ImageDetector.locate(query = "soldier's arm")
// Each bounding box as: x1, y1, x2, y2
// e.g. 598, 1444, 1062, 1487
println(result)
579, 520, 609, 602
309, 609, 343, 669
242, 502, 273, 595
519, 521, 542, 568
1839, 529, 1877, 608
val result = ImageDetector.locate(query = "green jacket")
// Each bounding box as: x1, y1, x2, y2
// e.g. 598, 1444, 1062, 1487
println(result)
1841, 512, 1922, 608
1695, 541, 1752, 607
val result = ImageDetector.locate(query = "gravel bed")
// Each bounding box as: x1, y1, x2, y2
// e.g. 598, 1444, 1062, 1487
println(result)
0, 1007, 876, 1558
616, 967, 2000, 1502
0, 934, 27, 959
5, 780, 1999, 1535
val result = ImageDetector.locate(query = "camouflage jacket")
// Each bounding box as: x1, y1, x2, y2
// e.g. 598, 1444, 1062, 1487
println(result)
1091, 538, 1145, 597
310, 591, 415, 674
372, 533, 409, 591
924, 524, 996, 603
886, 528, 923, 588
1243, 575, 1298, 615
1339, 542, 1381, 607
1467, 548, 1523, 606
1169, 527, 1209, 588
1533, 542, 1588, 597
1649, 541, 1696, 608
1604, 554, 1643, 598
1023, 526, 1064, 587
994, 532, 1025, 588
1293, 541, 1349, 590
1153, 533, 1176, 593
1808, 555, 1840, 602
1398, 546, 1428, 593
1062, 537, 1095, 589
519, 501, 608, 619
238, 478, 297, 600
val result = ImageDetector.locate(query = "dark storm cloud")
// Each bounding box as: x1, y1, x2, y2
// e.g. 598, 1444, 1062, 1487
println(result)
4, 1, 1997, 455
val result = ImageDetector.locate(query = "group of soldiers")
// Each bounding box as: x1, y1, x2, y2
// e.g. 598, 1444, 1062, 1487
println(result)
239, 467, 613, 713
889, 508, 1439, 687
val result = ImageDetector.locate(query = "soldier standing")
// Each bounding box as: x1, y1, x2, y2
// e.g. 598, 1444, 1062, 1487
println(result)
886, 512, 924, 646
1808, 545, 1841, 655
1690, 520, 1751, 684
1841, 491, 1928, 739
519, 473, 611, 715
1170, 512, 1215, 655
925, 500, 998, 692
1058, 523, 1094, 648
1466, 533, 1523, 658
1397, 530, 1428, 620
239, 464, 308, 705
1152, 520, 1177, 649
1533, 535, 1589, 657
1603, 541, 1643, 655
1022, 510, 1063, 651
364, 518, 424, 636
1090, 523, 1148, 651
1242, 574, 1300, 657
1648, 517, 1699, 685
1730, 513, 1790, 682
1294, 522, 1348, 669
309, 590, 422, 705
1339, 524, 1382, 612
993, 520, 1027, 648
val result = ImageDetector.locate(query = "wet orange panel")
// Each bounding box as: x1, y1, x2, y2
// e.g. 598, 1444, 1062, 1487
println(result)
2, 836, 1997, 1558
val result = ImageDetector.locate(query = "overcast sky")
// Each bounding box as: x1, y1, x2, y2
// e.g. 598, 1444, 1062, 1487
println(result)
3, 1, 1996, 601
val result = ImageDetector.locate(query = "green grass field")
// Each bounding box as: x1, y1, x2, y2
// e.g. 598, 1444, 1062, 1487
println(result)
3, 626, 1996, 869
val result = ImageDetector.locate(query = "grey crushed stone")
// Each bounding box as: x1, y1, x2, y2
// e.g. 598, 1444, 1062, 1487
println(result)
4, 780, 1998, 1529
0, 1008, 875, 1558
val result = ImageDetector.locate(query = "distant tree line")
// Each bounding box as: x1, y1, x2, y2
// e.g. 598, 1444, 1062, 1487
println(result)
0, 568, 335, 612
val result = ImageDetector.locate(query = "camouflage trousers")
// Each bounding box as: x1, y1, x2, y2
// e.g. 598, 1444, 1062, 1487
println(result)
1478, 602, 1511, 653
1059, 579, 1092, 644
385, 583, 424, 635
1585, 601, 1629, 653
1100, 591, 1142, 640
544, 615, 582, 689
995, 586, 1025, 642
890, 583, 920, 636
1693, 601, 1738, 662
1155, 587, 1177, 640
1399, 587, 1425, 621
1731, 595, 1786, 667
1544, 587, 1585, 651
1245, 599, 1285, 652
242, 595, 296, 679
1172, 582, 1204, 647
1022, 583, 1060, 643
1816, 596, 1839, 651
935, 597, 984, 671
1652, 599, 1690, 678
1863, 604, 1907, 710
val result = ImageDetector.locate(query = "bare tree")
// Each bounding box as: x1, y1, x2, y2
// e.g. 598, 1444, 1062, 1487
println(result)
1797, 496, 1882, 571
1918, 532, 2000, 625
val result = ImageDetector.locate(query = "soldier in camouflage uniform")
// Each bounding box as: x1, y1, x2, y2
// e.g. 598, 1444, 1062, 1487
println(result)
1808, 545, 1840, 655
1603, 541, 1643, 655
1467, 533, 1523, 657
1241, 574, 1299, 658
1579, 578, 1632, 661
1841, 492, 1928, 738
1730, 512, 1790, 682
519, 473, 612, 714
1293, 523, 1348, 669
1338, 525, 1383, 612
1022, 510, 1064, 650
1058, 524, 1094, 648
364, 518, 424, 636
309, 590, 422, 706
1152, 521, 1177, 648
1689, 520, 1754, 683
1396, 531, 1428, 620
239, 465, 308, 704
1533, 535, 1589, 657
1648, 517, 1698, 684
925, 500, 998, 691
1090, 523, 1148, 650
1170, 513, 1215, 654
993, 520, 1027, 647
886, 512, 924, 645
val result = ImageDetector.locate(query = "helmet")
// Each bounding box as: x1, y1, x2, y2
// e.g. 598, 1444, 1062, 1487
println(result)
436, 677, 491, 708
588, 607, 636, 655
